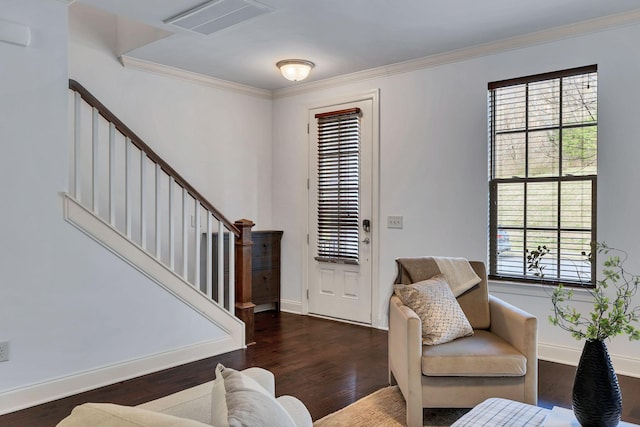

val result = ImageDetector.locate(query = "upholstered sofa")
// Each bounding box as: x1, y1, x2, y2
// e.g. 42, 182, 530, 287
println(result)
56, 366, 312, 427
389, 259, 538, 427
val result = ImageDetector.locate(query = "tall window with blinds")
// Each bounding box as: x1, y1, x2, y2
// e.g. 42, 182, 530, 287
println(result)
488, 65, 597, 285
315, 108, 361, 264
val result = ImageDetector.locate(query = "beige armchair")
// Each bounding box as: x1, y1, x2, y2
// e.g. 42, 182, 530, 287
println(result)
389, 260, 537, 427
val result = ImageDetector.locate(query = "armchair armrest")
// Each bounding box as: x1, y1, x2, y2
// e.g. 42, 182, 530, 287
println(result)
389, 296, 423, 383
488, 294, 538, 404
389, 295, 424, 427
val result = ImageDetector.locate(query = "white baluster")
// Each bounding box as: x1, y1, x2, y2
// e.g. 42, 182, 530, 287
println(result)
125, 138, 132, 238
169, 177, 175, 270
74, 92, 81, 201
182, 188, 188, 280
155, 163, 161, 259
218, 220, 224, 306
109, 123, 116, 226
92, 107, 99, 213
206, 212, 213, 299
194, 200, 201, 288
228, 231, 235, 315
140, 152, 147, 250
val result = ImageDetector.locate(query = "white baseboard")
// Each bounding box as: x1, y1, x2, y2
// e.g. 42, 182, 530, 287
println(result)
0, 337, 237, 415
280, 299, 303, 314
539, 342, 640, 378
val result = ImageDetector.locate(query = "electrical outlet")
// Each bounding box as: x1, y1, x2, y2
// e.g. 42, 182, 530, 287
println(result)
0, 341, 9, 362
387, 215, 403, 229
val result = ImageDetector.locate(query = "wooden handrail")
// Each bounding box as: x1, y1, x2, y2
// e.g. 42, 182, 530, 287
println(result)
68, 79, 240, 238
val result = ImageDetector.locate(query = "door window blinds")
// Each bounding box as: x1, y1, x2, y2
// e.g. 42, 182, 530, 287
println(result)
315, 108, 361, 264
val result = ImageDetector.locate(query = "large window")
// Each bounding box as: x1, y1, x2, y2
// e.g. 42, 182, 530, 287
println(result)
488, 65, 597, 285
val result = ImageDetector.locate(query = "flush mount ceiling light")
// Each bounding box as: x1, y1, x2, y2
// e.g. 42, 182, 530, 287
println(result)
276, 59, 315, 82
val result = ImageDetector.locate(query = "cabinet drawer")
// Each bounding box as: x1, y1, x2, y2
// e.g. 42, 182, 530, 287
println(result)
252, 233, 282, 269
252, 269, 280, 304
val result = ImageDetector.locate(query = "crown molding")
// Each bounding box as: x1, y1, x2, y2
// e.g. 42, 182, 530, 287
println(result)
272, 8, 640, 99
120, 55, 272, 100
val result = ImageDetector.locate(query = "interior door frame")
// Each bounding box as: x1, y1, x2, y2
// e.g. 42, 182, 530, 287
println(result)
302, 89, 381, 328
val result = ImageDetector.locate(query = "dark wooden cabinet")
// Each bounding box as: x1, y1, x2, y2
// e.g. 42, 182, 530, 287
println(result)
251, 230, 283, 311
203, 230, 282, 311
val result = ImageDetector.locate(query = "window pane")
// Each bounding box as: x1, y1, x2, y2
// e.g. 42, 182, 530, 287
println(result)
529, 129, 559, 177
528, 80, 560, 129
559, 231, 591, 282
497, 183, 524, 228
494, 85, 526, 132
560, 181, 591, 230
497, 244, 524, 277
563, 73, 597, 126
562, 126, 597, 176
527, 182, 558, 229
494, 133, 525, 178
526, 230, 558, 280
496, 228, 523, 266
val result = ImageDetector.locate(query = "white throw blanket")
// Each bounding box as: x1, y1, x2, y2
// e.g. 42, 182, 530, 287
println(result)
432, 257, 481, 296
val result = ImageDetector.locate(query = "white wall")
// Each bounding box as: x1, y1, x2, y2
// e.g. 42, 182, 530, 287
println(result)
0, 0, 272, 412
272, 24, 640, 376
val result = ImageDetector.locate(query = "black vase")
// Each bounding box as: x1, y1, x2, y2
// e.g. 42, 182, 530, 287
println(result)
572, 339, 622, 427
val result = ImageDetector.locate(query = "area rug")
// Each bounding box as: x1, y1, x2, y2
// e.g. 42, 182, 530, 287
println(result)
313, 386, 470, 427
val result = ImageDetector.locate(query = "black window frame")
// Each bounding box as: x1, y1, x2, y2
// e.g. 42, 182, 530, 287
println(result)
488, 65, 598, 287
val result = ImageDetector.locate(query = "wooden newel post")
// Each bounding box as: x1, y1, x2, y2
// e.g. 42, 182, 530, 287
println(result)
234, 219, 255, 345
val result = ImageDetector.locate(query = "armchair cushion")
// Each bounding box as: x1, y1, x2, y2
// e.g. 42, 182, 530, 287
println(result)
421, 330, 527, 376
394, 274, 473, 345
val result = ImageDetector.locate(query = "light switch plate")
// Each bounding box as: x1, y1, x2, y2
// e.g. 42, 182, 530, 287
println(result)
0, 341, 9, 362
387, 215, 403, 229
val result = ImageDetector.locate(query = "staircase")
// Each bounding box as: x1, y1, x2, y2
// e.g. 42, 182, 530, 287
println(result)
65, 80, 255, 346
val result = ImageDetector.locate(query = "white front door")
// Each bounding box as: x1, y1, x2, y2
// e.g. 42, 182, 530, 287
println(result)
307, 98, 374, 324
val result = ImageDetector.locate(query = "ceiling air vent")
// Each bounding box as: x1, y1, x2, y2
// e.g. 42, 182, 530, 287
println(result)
165, 0, 273, 36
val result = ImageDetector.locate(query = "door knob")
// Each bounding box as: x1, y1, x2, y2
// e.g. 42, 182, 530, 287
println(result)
361, 237, 370, 244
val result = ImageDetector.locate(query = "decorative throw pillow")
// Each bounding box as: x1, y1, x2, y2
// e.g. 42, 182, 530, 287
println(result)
394, 274, 473, 345
211, 364, 296, 427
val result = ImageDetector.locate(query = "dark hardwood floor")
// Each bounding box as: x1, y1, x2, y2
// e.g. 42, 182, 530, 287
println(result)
2, 311, 639, 426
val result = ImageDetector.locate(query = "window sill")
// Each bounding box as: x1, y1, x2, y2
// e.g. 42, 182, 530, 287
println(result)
488, 279, 594, 303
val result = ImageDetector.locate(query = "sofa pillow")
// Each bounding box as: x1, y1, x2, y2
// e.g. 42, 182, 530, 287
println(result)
55, 402, 212, 427
394, 274, 473, 345
211, 363, 296, 427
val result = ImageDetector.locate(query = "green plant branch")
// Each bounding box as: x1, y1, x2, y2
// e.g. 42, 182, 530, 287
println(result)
529, 242, 640, 341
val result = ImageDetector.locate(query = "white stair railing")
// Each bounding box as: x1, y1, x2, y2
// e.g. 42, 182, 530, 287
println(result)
68, 80, 241, 314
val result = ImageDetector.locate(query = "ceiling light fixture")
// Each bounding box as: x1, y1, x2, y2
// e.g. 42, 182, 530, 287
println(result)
276, 59, 315, 82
